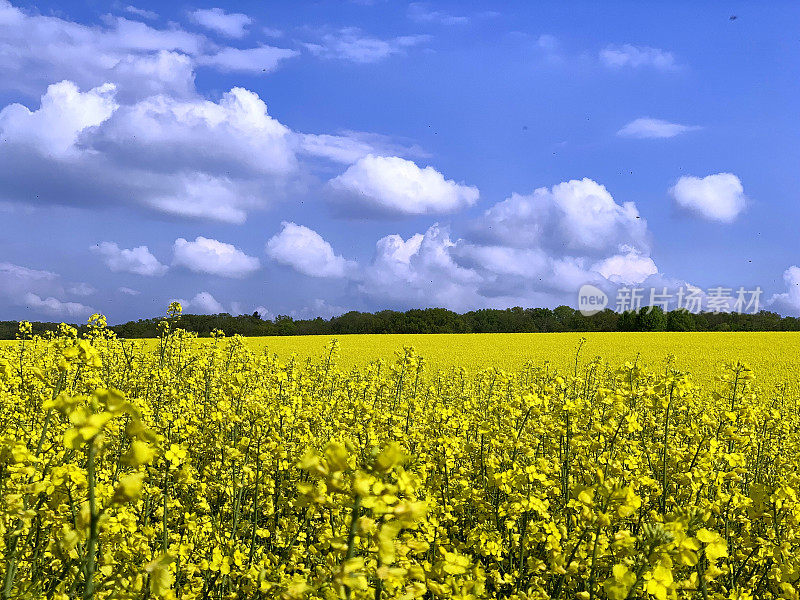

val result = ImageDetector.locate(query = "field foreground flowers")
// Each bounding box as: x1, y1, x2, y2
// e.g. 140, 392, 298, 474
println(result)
1, 312, 799, 599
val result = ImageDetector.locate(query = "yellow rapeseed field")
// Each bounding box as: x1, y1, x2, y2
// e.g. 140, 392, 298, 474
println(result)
2, 306, 800, 599
245, 332, 800, 392
3, 331, 799, 391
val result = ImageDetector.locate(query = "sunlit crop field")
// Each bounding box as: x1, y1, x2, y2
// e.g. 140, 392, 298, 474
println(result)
3, 331, 798, 391
244, 332, 800, 392
3, 315, 800, 599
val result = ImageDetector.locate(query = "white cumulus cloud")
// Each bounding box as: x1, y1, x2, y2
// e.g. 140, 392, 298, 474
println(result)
304, 28, 429, 63
266, 222, 354, 278
670, 173, 746, 223
329, 154, 479, 216
196, 45, 298, 72
407, 3, 469, 25
591, 246, 658, 285
0, 80, 118, 156
91, 87, 295, 177
617, 117, 701, 139
290, 298, 350, 320
0, 5, 425, 227
0, 1, 296, 101
124, 6, 158, 21
91, 242, 168, 276
23, 293, 93, 318
600, 44, 677, 70
346, 178, 660, 310
769, 266, 800, 315
172, 236, 260, 277
0, 3, 203, 99
68, 283, 96, 297
358, 224, 483, 310
0, 83, 298, 223
298, 131, 429, 165
0, 262, 93, 318
254, 177, 661, 312
473, 178, 649, 256
176, 291, 225, 314
0, 261, 56, 296
190, 8, 252, 38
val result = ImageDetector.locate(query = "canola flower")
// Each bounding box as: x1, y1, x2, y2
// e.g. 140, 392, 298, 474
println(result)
1, 305, 799, 599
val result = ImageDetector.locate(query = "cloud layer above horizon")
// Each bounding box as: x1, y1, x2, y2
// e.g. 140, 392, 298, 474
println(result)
0, 0, 797, 322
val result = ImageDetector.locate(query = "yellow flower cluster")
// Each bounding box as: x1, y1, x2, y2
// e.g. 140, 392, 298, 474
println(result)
1, 310, 798, 599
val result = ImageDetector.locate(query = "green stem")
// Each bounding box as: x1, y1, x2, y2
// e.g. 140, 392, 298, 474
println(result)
661, 383, 674, 514
83, 441, 99, 600
343, 495, 362, 600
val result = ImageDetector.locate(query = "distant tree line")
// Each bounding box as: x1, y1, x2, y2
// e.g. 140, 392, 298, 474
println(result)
2, 306, 800, 339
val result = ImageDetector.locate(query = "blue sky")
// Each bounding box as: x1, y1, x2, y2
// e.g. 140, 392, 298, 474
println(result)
1, 0, 798, 323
